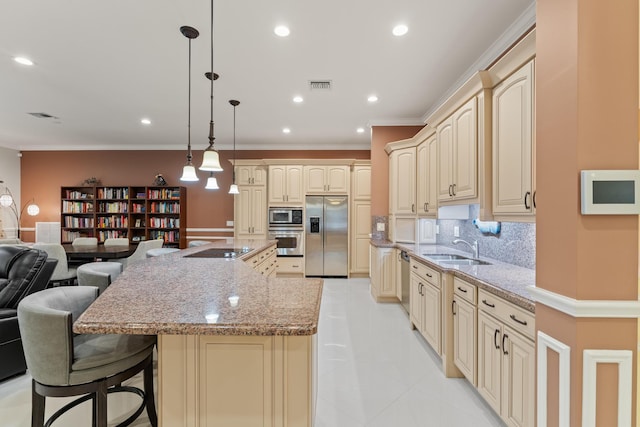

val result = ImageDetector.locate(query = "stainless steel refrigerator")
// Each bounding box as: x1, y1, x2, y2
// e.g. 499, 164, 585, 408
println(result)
305, 195, 348, 277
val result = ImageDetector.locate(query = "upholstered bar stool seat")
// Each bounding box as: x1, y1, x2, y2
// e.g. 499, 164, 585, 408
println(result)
17, 286, 157, 427
146, 248, 180, 258
77, 262, 123, 294
188, 240, 209, 247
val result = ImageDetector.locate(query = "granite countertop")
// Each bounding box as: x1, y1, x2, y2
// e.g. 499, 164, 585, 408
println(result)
74, 239, 323, 336
371, 239, 535, 312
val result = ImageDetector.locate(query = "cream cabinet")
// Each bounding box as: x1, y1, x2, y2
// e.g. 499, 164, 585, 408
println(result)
276, 256, 304, 276
409, 258, 442, 355
492, 59, 535, 218
351, 200, 371, 274
452, 278, 477, 385
389, 146, 417, 215
304, 165, 349, 194
268, 165, 303, 204
369, 245, 397, 301
235, 186, 267, 238
416, 135, 438, 217
236, 165, 267, 186
477, 290, 535, 427
437, 97, 477, 202
351, 164, 371, 200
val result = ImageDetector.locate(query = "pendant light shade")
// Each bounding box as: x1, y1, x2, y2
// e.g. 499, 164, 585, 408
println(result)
179, 25, 200, 182
199, 0, 223, 173
205, 174, 219, 190
228, 184, 239, 194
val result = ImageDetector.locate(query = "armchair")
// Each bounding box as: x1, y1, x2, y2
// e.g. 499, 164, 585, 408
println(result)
0, 246, 57, 381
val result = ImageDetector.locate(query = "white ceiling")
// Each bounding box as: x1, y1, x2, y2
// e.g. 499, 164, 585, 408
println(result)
0, 0, 535, 152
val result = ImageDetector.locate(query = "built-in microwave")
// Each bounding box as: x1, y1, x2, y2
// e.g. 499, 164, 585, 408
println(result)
268, 207, 303, 226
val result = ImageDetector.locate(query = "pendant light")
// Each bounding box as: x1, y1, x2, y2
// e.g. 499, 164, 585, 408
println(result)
179, 25, 200, 182
199, 0, 223, 172
205, 172, 219, 189
228, 99, 240, 194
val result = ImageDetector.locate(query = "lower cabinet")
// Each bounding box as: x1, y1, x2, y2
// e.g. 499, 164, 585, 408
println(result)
477, 290, 535, 427
245, 244, 277, 277
453, 296, 477, 385
409, 258, 441, 355
369, 245, 397, 301
276, 256, 305, 277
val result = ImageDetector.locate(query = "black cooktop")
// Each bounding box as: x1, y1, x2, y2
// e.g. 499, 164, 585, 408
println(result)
184, 248, 252, 259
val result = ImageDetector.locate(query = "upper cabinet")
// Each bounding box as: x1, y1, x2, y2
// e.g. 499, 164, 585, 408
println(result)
416, 134, 438, 217
303, 165, 349, 194
268, 165, 303, 205
492, 59, 535, 219
236, 165, 267, 186
389, 146, 416, 215
351, 164, 371, 200
437, 97, 478, 203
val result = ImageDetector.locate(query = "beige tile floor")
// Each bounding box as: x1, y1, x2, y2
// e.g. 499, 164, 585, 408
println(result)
0, 278, 504, 426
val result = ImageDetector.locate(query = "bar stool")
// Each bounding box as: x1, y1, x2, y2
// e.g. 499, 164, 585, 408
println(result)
146, 248, 180, 258
77, 262, 123, 294
17, 286, 157, 427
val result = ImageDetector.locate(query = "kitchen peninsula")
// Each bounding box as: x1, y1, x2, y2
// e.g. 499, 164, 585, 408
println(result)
75, 239, 323, 427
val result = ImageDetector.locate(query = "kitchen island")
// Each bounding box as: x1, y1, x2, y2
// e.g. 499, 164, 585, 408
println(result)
75, 239, 323, 427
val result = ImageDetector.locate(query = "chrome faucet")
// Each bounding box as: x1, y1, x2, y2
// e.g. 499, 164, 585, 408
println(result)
452, 239, 479, 259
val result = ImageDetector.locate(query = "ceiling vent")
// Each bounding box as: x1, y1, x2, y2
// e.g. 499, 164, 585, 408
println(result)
309, 80, 332, 90
28, 112, 57, 119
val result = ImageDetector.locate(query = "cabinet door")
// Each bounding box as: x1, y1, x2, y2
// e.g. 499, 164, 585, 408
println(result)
452, 97, 477, 199
453, 297, 477, 385
388, 152, 398, 214
350, 201, 370, 274
304, 166, 326, 193
477, 311, 502, 415
437, 118, 454, 201
502, 326, 535, 427
326, 166, 349, 193
416, 141, 429, 213
235, 187, 252, 235
426, 136, 439, 214
268, 166, 287, 203
250, 187, 267, 237
394, 147, 416, 214
237, 166, 254, 186
370, 245, 380, 293
285, 166, 304, 204
252, 166, 267, 186
421, 282, 441, 354
379, 248, 396, 297
493, 60, 534, 215
352, 165, 371, 200
409, 274, 423, 331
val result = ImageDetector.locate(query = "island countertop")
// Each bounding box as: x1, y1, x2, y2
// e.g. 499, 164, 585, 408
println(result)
74, 239, 323, 336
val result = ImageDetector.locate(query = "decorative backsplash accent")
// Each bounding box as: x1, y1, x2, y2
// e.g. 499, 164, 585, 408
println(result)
436, 205, 535, 269
371, 215, 389, 240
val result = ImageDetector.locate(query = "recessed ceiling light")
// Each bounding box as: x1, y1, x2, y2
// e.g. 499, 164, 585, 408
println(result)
293, 96, 303, 103
392, 24, 409, 37
367, 95, 378, 103
274, 25, 290, 37
282, 127, 291, 134
141, 118, 151, 125
14, 56, 34, 66
357, 127, 365, 134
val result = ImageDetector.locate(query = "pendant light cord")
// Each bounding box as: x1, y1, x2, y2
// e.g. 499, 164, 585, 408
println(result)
187, 37, 193, 163
232, 103, 236, 183
208, 0, 215, 147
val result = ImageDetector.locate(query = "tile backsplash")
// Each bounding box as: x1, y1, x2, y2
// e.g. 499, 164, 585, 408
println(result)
436, 205, 535, 269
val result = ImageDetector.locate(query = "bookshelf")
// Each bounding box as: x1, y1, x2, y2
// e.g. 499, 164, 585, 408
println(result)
60, 186, 187, 248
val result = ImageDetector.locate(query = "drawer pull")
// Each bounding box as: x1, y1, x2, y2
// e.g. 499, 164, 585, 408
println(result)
494, 329, 500, 350
425, 273, 432, 278
457, 286, 468, 293
509, 314, 528, 326
452, 300, 457, 315
482, 299, 495, 308
502, 334, 509, 355
412, 265, 418, 269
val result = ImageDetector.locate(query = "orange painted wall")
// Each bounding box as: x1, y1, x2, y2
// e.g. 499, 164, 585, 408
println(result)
19, 149, 369, 241
370, 126, 423, 216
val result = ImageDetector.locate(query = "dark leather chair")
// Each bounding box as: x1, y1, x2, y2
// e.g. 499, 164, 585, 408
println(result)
0, 246, 57, 382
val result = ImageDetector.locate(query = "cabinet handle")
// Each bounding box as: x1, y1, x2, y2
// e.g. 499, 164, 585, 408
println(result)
425, 272, 432, 278
412, 265, 418, 270
424, 203, 428, 212
533, 191, 537, 209
411, 203, 415, 213
452, 184, 456, 196
482, 299, 495, 308
494, 329, 500, 350
419, 283, 424, 296
502, 334, 509, 355
457, 286, 468, 293
452, 300, 457, 315
509, 314, 528, 326
448, 185, 453, 197
524, 191, 531, 209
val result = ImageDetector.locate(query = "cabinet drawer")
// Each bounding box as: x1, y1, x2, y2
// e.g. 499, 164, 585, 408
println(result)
478, 289, 535, 340
410, 260, 441, 288
453, 277, 476, 304
277, 257, 304, 274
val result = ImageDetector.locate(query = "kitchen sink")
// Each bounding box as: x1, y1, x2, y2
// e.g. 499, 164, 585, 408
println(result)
422, 254, 469, 260
438, 259, 492, 266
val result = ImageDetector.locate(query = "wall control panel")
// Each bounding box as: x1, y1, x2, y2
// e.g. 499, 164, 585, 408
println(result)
581, 170, 640, 214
